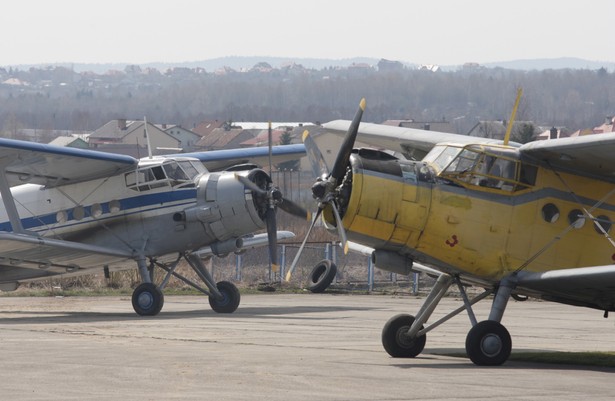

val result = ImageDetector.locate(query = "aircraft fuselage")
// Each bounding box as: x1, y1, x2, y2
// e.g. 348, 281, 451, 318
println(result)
331, 145, 615, 281
0, 157, 267, 265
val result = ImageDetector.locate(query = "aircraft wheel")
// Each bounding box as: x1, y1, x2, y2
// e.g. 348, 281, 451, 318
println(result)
209, 281, 240, 313
307, 259, 337, 293
132, 282, 164, 316
381, 314, 426, 358
465, 320, 511, 366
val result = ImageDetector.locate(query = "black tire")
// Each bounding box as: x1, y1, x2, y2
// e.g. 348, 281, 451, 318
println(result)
307, 259, 337, 293
381, 314, 426, 358
465, 320, 512, 366
132, 282, 164, 316
209, 281, 241, 313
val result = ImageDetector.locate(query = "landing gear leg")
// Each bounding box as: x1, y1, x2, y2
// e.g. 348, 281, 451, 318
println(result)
465, 278, 516, 366
185, 254, 241, 313
382, 274, 453, 358
381, 272, 498, 364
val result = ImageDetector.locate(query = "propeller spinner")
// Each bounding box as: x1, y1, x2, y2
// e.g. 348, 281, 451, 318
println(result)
285, 98, 366, 281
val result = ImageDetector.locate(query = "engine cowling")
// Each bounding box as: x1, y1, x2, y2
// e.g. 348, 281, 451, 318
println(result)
177, 169, 269, 243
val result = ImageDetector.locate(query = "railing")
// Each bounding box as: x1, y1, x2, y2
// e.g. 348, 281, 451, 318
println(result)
209, 241, 423, 294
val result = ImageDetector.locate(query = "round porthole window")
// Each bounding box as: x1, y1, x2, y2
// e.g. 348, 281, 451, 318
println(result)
109, 200, 121, 214
594, 215, 612, 234
73, 206, 85, 221
91, 203, 103, 218
541, 203, 559, 223
568, 209, 585, 229
56, 210, 67, 223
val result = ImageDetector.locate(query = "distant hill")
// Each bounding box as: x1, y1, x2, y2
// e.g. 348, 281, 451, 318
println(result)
482, 57, 615, 71
4, 56, 614, 73
6, 57, 385, 74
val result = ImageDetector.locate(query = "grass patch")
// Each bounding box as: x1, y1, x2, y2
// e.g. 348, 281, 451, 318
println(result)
509, 351, 615, 367
442, 350, 615, 367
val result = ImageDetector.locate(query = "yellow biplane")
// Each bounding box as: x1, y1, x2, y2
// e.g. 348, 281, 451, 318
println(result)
288, 98, 615, 365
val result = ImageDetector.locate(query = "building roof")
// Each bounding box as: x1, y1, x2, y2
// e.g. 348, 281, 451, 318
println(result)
382, 119, 455, 133
195, 128, 256, 150
90, 119, 141, 140
239, 129, 288, 147
48, 136, 88, 147
193, 120, 226, 137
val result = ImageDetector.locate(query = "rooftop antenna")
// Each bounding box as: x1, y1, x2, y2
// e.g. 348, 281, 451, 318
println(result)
143, 116, 153, 159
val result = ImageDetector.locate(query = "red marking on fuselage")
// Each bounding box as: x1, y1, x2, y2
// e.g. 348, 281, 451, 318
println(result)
446, 235, 459, 247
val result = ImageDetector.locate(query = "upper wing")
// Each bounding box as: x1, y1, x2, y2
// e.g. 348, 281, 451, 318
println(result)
323, 120, 514, 160
516, 265, 615, 311
179, 144, 306, 171
519, 132, 615, 182
0, 138, 138, 187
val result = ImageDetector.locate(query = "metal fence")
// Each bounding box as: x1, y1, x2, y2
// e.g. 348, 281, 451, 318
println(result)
209, 241, 423, 293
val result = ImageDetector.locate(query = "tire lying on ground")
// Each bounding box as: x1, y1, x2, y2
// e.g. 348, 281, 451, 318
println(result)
307, 259, 337, 293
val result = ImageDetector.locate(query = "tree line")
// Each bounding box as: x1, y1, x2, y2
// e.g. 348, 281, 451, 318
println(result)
0, 65, 613, 138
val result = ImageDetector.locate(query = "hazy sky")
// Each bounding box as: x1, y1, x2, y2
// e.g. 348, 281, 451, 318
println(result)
2, 0, 614, 66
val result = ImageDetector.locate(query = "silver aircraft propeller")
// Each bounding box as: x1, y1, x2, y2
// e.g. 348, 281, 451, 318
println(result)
234, 172, 311, 273
285, 98, 366, 281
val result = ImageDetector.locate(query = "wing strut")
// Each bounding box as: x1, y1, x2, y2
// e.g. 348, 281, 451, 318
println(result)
0, 162, 25, 233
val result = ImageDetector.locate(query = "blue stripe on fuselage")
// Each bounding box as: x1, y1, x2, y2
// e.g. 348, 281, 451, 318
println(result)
0, 188, 197, 232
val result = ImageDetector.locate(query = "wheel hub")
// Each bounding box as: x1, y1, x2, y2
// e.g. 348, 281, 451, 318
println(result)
480, 333, 502, 357
396, 326, 415, 348
138, 292, 154, 309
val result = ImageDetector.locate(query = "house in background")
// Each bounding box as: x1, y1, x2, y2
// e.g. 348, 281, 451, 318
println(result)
239, 128, 288, 147
195, 127, 256, 151
89, 119, 180, 156
193, 120, 226, 137
159, 124, 201, 152
536, 126, 569, 140
593, 116, 614, 134
48, 135, 89, 148
382, 119, 455, 134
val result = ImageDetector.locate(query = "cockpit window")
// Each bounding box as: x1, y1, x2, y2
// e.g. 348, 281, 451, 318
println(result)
423, 145, 463, 173
433, 145, 535, 192
125, 160, 202, 191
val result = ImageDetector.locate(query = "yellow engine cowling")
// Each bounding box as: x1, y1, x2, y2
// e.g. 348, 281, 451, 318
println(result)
324, 150, 433, 257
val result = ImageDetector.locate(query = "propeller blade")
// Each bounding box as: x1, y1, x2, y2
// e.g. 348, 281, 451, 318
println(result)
330, 202, 349, 255
265, 207, 279, 273
302, 129, 329, 178
285, 207, 322, 281
330, 98, 366, 180
278, 197, 311, 221
235, 173, 268, 196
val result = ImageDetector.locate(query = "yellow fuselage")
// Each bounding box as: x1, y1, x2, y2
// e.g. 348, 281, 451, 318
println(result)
336, 155, 615, 280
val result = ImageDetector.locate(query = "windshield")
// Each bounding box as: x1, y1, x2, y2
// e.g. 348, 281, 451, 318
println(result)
125, 160, 203, 191
422, 145, 463, 174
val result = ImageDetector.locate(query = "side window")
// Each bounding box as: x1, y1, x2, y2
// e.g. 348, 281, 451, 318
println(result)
125, 171, 137, 188
519, 164, 537, 186
400, 163, 418, 184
